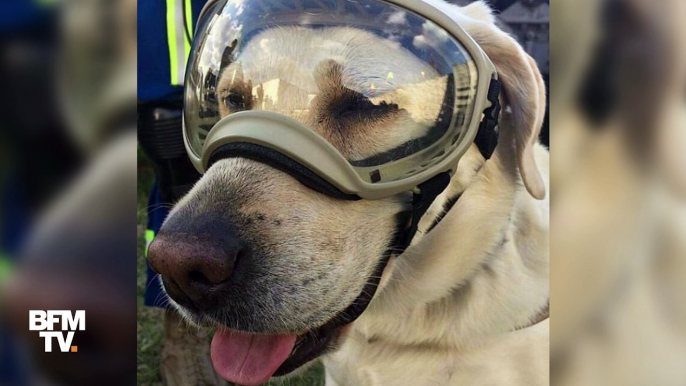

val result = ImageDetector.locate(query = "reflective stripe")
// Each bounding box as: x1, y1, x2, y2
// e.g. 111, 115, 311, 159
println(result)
0, 254, 13, 282
184, 0, 194, 59
145, 229, 155, 257
166, 0, 192, 86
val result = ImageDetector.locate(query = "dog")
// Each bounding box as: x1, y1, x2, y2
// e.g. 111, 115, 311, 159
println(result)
148, 1, 549, 385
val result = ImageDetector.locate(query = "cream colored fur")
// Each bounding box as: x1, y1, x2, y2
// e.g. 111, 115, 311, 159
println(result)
321, 2, 550, 385
170, 1, 549, 384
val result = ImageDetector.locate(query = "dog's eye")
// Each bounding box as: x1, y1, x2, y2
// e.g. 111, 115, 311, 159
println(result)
222, 90, 250, 111
333, 92, 398, 121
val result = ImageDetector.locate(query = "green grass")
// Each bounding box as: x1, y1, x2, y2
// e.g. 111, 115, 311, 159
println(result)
136, 150, 325, 385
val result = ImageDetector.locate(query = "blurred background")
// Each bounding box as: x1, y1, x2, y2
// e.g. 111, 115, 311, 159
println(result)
550, 0, 686, 385
0, 0, 684, 385
0, 0, 137, 384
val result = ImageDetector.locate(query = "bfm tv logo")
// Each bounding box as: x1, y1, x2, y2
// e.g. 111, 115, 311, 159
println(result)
29, 310, 85, 352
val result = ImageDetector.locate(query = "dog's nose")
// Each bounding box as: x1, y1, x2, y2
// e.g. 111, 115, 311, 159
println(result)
148, 221, 243, 311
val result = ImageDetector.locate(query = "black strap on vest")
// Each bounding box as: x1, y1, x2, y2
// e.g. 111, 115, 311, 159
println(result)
474, 78, 501, 160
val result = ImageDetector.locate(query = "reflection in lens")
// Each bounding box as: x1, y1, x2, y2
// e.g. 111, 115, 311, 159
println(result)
184, 0, 479, 184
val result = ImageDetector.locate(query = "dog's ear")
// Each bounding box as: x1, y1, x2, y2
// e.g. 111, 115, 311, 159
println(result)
459, 2, 547, 199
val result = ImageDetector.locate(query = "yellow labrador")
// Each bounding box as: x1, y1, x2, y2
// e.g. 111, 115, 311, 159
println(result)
149, 1, 549, 385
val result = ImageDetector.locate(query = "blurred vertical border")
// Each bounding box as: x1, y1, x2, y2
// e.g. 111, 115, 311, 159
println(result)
0, 0, 138, 384
550, 0, 686, 385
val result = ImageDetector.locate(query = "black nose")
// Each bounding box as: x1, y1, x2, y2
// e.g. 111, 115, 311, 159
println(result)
148, 216, 244, 311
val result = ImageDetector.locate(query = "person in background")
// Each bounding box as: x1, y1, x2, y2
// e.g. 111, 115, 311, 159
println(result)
138, 0, 225, 384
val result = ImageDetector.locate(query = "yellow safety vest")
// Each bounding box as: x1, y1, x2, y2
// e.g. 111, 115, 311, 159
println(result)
166, 0, 194, 86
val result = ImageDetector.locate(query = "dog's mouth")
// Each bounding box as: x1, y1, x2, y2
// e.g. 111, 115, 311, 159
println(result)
208, 253, 393, 385
210, 313, 347, 385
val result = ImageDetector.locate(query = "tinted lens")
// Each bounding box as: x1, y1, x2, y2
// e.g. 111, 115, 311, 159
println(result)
185, 0, 478, 183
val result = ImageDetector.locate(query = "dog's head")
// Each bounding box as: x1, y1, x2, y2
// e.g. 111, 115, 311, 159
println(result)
148, 1, 545, 383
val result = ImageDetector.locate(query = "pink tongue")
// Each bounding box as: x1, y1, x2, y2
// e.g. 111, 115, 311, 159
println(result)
211, 328, 297, 385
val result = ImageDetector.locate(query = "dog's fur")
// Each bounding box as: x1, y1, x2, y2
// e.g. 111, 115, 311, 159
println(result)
167, 1, 549, 384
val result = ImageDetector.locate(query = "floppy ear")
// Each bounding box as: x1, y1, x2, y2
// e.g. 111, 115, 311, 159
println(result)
459, 3, 547, 199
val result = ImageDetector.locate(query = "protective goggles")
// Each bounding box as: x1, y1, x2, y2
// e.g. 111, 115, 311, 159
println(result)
183, 0, 500, 200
